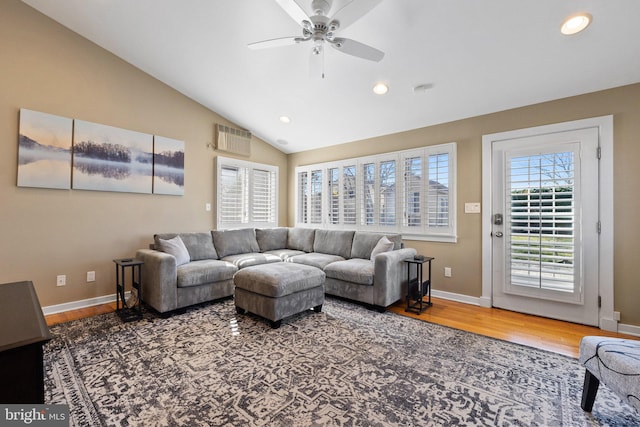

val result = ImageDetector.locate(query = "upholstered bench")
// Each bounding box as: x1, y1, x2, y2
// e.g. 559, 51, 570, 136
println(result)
234, 263, 325, 328
579, 336, 640, 414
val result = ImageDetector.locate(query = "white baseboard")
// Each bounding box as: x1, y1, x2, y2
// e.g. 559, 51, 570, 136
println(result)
600, 317, 619, 333
431, 289, 482, 306
42, 293, 120, 315
618, 323, 640, 337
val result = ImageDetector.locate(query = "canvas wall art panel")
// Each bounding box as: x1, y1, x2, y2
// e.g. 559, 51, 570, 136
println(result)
72, 120, 153, 194
153, 135, 185, 195
17, 109, 73, 189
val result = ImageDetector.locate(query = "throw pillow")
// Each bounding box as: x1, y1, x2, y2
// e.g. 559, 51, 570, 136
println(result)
370, 236, 394, 260
157, 235, 191, 266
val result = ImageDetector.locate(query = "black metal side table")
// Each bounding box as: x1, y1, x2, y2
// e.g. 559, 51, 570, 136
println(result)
404, 256, 434, 314
113, 258, 144, 322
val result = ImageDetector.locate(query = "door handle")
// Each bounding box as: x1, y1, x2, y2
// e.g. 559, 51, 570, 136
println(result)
494, 231, 503, 238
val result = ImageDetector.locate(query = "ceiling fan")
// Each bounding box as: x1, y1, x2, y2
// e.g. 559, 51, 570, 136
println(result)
248, 0, 384, 77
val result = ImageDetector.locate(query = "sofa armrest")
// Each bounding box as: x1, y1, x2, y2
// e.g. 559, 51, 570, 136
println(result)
135, 248, 178, 313
373, 247, 417, 308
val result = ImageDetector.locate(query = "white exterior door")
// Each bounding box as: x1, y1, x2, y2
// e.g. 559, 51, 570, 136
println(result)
490, 127, 600, 325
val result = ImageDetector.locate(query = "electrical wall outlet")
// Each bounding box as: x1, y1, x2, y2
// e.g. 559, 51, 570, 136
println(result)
444, 267, 452, 278
87, 271, 96, 282
56, 275, 66, 286
614, 311, 621, 321
205, 203, 212, 212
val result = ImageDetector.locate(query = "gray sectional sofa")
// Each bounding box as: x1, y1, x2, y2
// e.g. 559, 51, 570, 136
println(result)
135, 227, 417, 314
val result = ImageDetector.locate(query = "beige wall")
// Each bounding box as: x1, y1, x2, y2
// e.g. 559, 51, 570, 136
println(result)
2, 1, 638, 329
288, 84, 640, 327
0, 1, 288, 307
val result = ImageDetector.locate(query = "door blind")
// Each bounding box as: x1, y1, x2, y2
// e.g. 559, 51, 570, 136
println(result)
508, 152, 575, 292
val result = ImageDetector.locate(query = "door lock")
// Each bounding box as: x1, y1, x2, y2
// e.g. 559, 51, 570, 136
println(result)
493, 213, 503, 225
494, 231, 504, 238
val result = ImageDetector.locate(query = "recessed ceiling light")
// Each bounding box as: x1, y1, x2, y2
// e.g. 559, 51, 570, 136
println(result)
561, 13, 592, 35
279, 116, 291, 124
276, 139, 289, 146
373, 83, 389, 95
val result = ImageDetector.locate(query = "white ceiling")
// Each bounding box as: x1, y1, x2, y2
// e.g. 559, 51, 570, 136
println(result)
22, 0, 640, 154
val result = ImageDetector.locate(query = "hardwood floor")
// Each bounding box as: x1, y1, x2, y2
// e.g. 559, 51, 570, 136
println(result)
46, 302, 117, 326
46, 297, 634, 358
388, 297, 634, 358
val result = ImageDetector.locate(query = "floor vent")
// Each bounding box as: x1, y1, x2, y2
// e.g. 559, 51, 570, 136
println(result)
215, 124, 251, 156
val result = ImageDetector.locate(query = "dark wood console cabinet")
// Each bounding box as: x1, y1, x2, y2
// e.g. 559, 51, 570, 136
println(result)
0, 281, 52, 403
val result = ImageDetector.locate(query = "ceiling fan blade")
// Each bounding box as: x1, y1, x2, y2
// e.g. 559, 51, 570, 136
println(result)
275, 0, 311, 27
331, 38, 384, 62
248, 36, 303, 50
329, 0, 383, 31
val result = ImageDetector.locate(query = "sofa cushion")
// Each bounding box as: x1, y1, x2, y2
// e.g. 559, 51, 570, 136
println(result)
256, 228, 288, 252
313, 229, 355, 258
263, 249, 306, 261
370, 236, 394, 260
351, 232, 402, 260
212, 228, 260, 258
176, 260, 237, 288
155, 232, 218, 261
156, 236, 191, 266
287, 228, 315, 253
222, 253, 282, 269
288, 253, 345, 270
234, 263, 325, 298
324, 259, 374, 286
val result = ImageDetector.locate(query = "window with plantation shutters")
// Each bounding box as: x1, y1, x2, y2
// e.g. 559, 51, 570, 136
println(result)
219, 165, 247, 225
216, 156, 278, 229
400, 145, 455, 238
343, 165, 357, 225
363, 163, 376, 225
428, 152, 450, 228
379, 160, 396, 226
403, 156, 422, 228
251, 168, 276, 224
297, 171, 308, 224
294, 143, 456, 242
328, 168, 340, 224
310, 170, 323, 224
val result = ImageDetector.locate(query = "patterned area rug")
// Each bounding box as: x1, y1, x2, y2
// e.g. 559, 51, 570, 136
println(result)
44, 298, 637, 426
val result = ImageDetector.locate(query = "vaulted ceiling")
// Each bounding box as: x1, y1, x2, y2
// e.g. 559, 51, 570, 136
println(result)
22, 0, 640, 153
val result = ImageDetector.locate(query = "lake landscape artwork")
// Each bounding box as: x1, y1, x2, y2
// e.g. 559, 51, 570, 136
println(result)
72, 120, 153, 194
18, 109, 73, 189
153, 135, 185, 195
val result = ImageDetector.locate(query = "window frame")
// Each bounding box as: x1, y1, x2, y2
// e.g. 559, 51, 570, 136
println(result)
215, 156, 278, 230
294, 143, 457, 242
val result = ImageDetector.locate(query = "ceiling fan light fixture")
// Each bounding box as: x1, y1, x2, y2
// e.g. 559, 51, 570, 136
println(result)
561, 13, 592, 35
373, 83, 389, 95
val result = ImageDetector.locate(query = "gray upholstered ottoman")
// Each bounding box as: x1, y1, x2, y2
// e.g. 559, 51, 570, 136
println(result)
234, 263, 325, 328
579, 336, 640, 414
